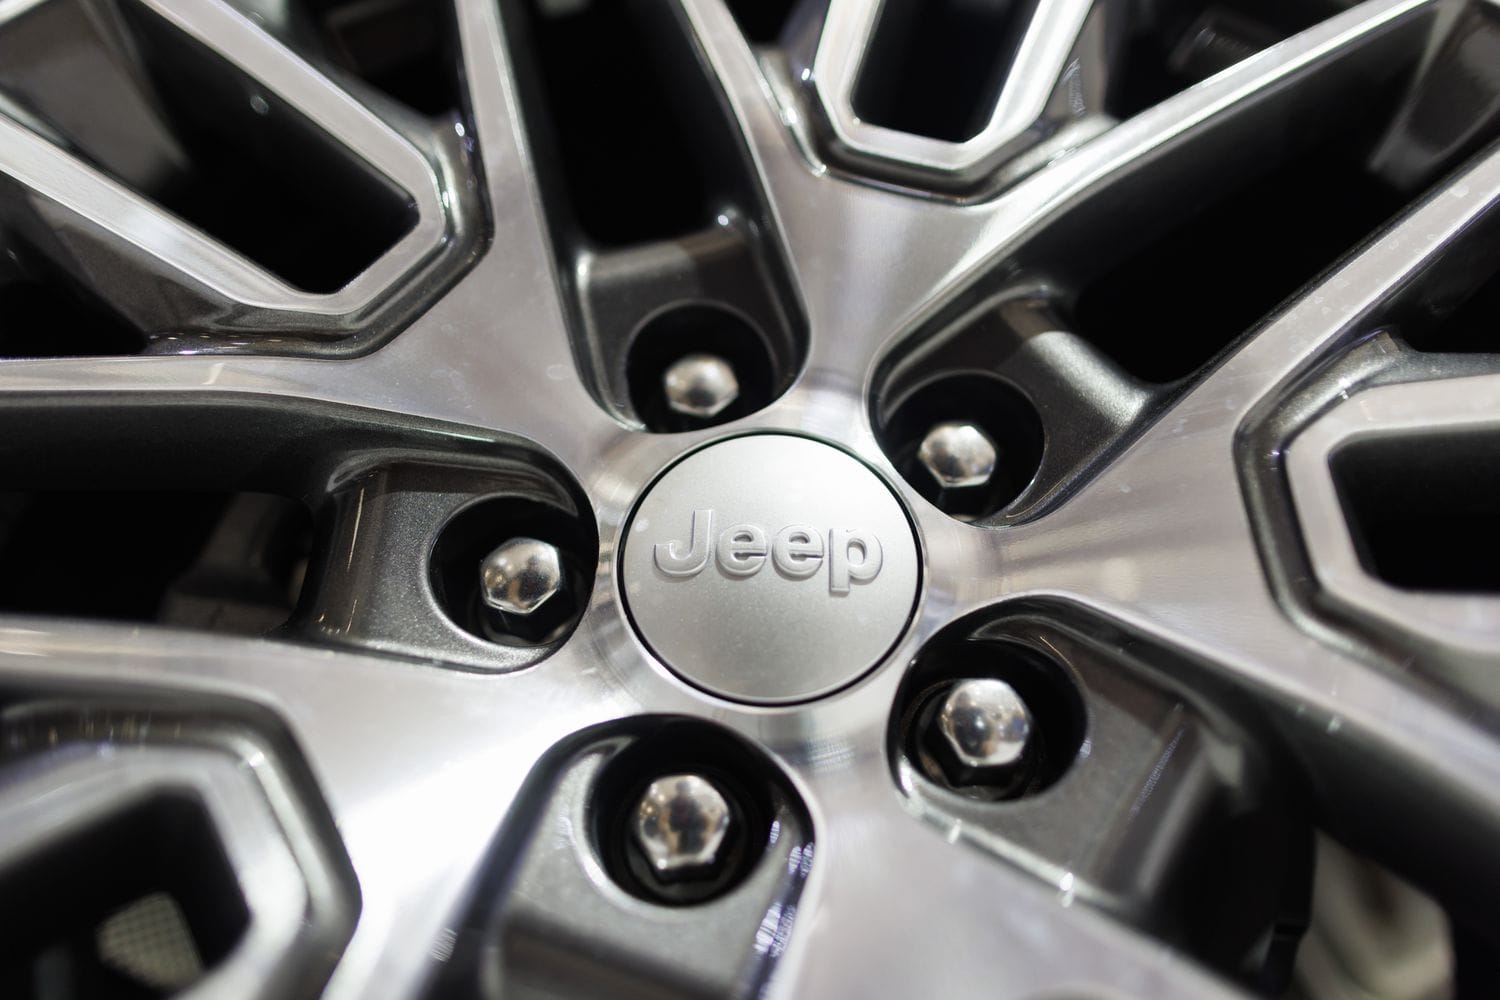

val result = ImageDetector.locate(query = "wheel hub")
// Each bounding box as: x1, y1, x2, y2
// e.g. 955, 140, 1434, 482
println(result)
620, 434, 920, 704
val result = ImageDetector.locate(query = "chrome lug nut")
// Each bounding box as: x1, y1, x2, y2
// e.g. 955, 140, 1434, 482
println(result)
917, 421, 997, 490
663, 353, 740, 419
939, 678, 1031, 768
923, 678, 1034, 794
480, 537, 562, 614
632, 773, 733, 883
478, 537, 572, 643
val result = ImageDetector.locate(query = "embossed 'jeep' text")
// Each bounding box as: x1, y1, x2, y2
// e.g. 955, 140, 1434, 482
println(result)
653, 509, 883, 593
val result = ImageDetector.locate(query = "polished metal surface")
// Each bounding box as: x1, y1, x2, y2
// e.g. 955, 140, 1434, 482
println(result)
663, 353, 741, 419
480, 537, 565, 616
631, 774, 733, 880
917, 421, 998, 490
935, 678, 1032, 771
0, 0, 1496, 998
619, 434, 920, 705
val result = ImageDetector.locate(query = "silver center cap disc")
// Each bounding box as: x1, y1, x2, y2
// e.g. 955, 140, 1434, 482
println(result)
621, 435, 921, 704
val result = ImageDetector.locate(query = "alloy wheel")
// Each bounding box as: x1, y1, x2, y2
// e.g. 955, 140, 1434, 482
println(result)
1, 1, 1498, 997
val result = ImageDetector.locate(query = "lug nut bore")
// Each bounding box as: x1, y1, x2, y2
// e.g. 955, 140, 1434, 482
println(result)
592, 723, 793, 907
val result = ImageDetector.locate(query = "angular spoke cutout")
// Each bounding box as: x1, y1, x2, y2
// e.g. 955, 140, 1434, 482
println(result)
0, 794, 247, 1000
0, 0, 417, 294
0, 491, 311, 635
1332, 431, 1500, 594
0, 262, 143, 359
312, 0, 463, 115
509, 0, 714, 246
1070, 110, 1409, 384
852, 0, 1036, 143
722, 0, 801, 43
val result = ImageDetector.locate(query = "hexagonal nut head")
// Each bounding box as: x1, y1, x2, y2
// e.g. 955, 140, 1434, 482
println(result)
922, 678, 1033, 792
631, 773, 733, 883
663, 354, 740, 419
917, 422, 997, 490
478, 538, 573, 642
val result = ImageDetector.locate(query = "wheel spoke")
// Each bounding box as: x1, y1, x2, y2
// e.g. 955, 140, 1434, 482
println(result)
698, 0, 1440, 398
768, 751, 1247, 1000
0, 621, 629, 1000
991, 139, 1500, 911
0, 265, 623, 470
0, 0, 469, 350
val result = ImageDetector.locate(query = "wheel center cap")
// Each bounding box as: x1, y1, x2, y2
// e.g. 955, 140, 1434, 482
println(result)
620, 435, 920, 704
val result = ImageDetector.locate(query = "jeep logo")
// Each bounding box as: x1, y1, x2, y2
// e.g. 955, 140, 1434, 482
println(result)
653, 509, 883, 594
